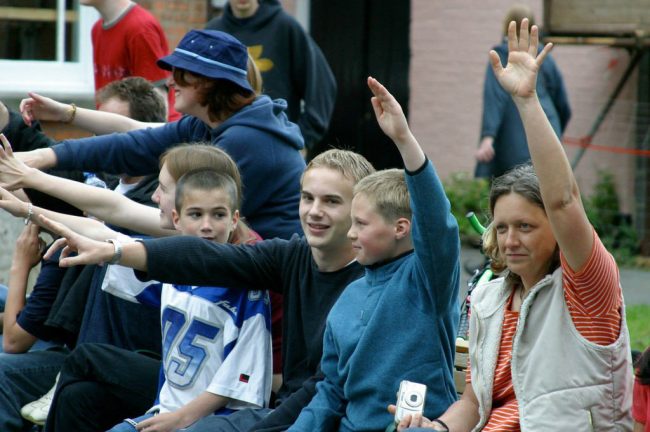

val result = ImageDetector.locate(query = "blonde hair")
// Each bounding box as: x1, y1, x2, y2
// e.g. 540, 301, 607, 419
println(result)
247, 53, 263, 95
159, 144, 242, 209
303, 149, 375, 186
503, 3, 535, 37
353, 168, 411, 222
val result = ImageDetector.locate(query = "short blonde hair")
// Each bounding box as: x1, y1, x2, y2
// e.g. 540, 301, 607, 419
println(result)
303, 149, 375, 186
353, 168, 411, 222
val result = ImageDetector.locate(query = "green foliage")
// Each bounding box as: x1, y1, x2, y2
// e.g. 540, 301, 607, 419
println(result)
583, 170, 639, 266
626, 305, 650, 352
443, 173, 490, 242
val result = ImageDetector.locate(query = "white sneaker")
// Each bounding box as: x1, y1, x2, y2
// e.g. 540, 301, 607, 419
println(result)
21, 373, 59, 426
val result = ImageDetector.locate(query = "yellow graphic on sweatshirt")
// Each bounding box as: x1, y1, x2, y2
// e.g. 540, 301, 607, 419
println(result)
248, 45, 274, 72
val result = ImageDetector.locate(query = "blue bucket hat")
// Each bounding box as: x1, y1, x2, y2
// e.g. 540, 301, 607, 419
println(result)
157, 29, 252, 93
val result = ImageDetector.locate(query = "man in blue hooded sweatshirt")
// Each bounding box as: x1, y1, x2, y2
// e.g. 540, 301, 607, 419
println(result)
16, 29, 305, 241
206, 0, 337, 152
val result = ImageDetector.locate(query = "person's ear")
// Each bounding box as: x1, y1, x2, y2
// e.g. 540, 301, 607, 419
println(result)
172, 208, 181, 231
394, 217, 411, 240
231, 209, 240, 231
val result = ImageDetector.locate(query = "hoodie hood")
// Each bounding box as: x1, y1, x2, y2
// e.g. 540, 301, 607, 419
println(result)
211, 94, 304, 150
219, 0, 282, 32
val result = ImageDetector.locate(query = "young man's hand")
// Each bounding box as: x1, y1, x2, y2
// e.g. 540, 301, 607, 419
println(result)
135, 411, 186, 432
40, 215, 114, 267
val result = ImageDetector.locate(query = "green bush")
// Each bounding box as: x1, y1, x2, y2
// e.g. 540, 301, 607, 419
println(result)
443, 173, 490, 243
627, 305, 650, 352
443, 169, 641, 266
583, 170, 639, 266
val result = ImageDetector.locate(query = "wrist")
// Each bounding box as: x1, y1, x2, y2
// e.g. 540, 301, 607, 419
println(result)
23, 203, 34, 225
432, 418, 450, 431
10, 261, 33, 275
63, 103, 77, 123
105, 239, 122, 265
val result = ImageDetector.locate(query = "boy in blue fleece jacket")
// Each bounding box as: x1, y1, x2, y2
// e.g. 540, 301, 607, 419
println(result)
288, 77, 460, 431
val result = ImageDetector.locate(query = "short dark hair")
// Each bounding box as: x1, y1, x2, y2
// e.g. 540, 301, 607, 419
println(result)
173, 68, 255, 123
96, 77, 167, 123
635, 346, 650, 385
174, 169, 239, 213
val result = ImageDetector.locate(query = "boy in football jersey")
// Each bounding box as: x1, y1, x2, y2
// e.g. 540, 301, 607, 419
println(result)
101, 169, 272, 432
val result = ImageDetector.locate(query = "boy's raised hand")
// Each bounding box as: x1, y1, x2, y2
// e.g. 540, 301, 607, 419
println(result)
490, 18, 552, 100
39, 214, 114, 267
368, 77, 412, 145
368, 77, 424, 171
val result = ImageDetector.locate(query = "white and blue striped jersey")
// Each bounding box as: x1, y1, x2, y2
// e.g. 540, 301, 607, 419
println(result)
101, 262, 272, 414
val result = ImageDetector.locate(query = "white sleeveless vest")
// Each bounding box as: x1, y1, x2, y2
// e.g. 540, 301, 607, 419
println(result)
468, 268, 633, 431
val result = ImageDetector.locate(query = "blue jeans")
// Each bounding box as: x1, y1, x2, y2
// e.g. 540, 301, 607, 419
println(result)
0, 346, 68, 431
107, 413, 155, 432
182, 408, 273, 432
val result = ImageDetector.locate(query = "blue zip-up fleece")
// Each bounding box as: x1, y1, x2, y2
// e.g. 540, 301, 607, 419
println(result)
289, 160, 460, 432
52, 96, 306, 240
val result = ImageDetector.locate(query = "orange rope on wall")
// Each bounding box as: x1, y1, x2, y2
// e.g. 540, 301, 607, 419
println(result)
563, 136, 650, 157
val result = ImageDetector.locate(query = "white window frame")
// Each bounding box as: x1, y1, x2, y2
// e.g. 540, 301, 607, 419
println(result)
0, 4, 99, 99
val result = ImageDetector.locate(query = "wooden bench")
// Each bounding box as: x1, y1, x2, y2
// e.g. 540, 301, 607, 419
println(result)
454, 338, 469, 395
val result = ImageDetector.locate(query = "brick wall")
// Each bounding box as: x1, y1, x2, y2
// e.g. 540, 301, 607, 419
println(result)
410, 0, 638, 215
137, 0, 208, 49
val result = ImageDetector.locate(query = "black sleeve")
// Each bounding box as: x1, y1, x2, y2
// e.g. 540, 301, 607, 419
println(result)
1, 108, 56, 152
137, 235, 301, 294
251, 370, 325, 432
16, 251, 68, 342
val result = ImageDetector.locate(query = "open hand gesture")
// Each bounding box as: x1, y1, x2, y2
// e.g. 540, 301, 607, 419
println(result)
490, 19, 552, 99
40, 215, 114, 267
19, 92, 71, 127
368, 77, 412, 144
0, 134, 35, 190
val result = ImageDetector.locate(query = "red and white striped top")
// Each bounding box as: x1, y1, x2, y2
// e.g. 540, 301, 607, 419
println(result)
467, 232, 622, 431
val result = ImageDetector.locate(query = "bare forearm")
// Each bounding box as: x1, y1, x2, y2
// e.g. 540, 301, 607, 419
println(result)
116, 241, 149, 272
175, 392, 230, 427
73, 106, 159, 135
22, 170, 169, 237
514, 96, 575, 207
2, 263, 36, 352
437, 399, 480, 432
17, 148, 57, 170
395, 132, 426, 172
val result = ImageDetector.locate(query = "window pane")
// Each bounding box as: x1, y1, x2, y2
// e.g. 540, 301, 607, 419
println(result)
0, 0, 79, 61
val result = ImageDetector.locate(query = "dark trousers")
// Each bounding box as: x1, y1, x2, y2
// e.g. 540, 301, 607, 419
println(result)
44, 343, 160, 432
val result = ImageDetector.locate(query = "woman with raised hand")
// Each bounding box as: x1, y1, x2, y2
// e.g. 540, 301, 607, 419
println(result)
395, 18, 633, 432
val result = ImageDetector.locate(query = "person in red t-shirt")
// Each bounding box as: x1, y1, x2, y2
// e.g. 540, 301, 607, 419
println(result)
82, 0, 180, 121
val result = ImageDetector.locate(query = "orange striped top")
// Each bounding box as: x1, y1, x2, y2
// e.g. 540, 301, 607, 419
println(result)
467, 232, 622, 431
